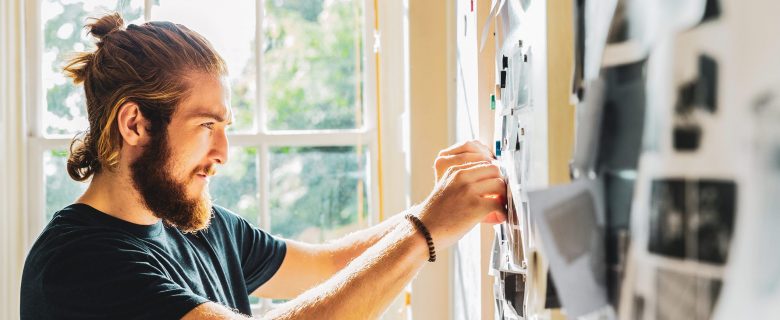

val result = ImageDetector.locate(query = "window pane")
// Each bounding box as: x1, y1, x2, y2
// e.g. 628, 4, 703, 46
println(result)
209, 147, 260, 225
263, 0, 364, 130
269, 146, 369, 242
42, 0, 144, 136
44, 149, 89, 221
151, 0, 257, 133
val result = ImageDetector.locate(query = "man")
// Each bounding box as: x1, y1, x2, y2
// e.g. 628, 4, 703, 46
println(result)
20, 13, 506, 319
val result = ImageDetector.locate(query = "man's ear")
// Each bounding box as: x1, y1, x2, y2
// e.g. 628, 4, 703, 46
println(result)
116, 101, 151, 146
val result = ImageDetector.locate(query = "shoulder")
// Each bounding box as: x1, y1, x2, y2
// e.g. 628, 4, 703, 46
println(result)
210, 204, 238, 221
22, 230, 208, 319
22, 227, 157, 303
208, 204, 258, 232
30, 205, 150, 262
34, 230, 152, 276
26, 208, 154, 279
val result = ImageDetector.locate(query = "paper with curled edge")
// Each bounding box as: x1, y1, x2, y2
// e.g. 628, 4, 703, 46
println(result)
527, 178, 612, 319
479, 0, 505, 52
584, 0, 618, 81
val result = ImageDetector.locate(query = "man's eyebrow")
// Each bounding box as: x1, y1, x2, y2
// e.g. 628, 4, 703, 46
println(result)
186, 109, 233, 125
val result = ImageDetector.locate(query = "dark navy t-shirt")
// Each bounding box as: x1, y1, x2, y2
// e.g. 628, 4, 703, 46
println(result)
20, 203, 287, 319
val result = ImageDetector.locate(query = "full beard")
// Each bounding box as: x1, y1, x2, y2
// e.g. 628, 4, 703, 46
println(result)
130, 130, 213, 233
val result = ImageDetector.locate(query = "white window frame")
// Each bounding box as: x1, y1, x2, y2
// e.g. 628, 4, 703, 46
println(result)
23, 0, 381, 248
5, 0, 411, 318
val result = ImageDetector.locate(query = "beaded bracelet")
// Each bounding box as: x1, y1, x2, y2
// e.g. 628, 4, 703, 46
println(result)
405, 214, 436, 262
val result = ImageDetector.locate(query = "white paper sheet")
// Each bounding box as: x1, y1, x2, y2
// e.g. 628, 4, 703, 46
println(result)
527, 179, 612, 319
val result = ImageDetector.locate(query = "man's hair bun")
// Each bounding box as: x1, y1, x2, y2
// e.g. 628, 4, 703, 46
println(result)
85, 12, 124, 40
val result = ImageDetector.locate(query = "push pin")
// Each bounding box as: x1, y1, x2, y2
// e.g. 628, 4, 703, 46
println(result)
490, 94, 496, 110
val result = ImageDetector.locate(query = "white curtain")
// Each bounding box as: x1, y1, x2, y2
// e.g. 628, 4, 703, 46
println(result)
1, 0, 27, 317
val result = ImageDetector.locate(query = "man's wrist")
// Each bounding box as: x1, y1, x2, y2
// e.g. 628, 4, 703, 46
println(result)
405, 214, 436, 262
395, 218, 431, 265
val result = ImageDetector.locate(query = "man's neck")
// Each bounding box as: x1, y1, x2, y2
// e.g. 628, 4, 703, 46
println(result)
76, 170, 160, 226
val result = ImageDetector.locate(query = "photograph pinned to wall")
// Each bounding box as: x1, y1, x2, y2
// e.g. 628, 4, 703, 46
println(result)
672, 54, 719, 152
647, 178, 687, 259
505, 179, 525, 268
504, 112, 519, 155
655, 268, 722, 320
502, 272, 526, 318
647, 178, 736, 264
512, 43, 532, 109
513, 138, 524, 186
695, 179, 736, 264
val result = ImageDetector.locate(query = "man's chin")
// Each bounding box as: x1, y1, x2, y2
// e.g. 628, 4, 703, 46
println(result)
161, 196, 213, 233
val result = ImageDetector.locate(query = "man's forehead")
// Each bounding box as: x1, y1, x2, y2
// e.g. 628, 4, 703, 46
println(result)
173, 73, 233, 121
181, 104, 233, 123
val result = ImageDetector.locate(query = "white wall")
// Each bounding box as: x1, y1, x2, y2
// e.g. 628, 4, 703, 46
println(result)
408, 0, 456, 319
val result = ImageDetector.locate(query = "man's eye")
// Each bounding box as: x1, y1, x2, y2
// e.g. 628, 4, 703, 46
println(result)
201, 122, 215, 130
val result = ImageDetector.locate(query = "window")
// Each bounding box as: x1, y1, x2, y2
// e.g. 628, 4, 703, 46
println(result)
29, 0, 376, 274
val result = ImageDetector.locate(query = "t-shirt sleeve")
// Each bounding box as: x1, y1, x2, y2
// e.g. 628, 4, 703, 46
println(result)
42, 235, 209, 319
219, 207, 287, 294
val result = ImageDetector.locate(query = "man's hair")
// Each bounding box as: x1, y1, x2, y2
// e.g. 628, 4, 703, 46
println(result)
64, 13, 227, 181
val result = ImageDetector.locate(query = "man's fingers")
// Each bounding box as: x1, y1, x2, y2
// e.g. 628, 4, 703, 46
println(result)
472, 178, 507, 224
438, 140, 482, 156
480, 199, 508, 224
473, 177, 507, 198
482, 211, 507, 224
442, 160, 490, 181
452, 162, 502, 184
435, 152, 492, 171
438, 140, 494, 158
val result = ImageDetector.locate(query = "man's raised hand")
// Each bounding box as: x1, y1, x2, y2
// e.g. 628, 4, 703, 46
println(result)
415, 161, 507, 250
433, 140, 495, 182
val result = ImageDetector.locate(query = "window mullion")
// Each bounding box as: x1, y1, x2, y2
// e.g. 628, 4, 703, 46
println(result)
256, 0, 266, 134
144, 0, 152, 21
25, 0, 41, 138
26, 143, 45, 247
258, 144, 270, 231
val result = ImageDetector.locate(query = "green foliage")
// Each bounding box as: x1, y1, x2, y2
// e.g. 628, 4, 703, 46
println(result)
210, 148, 260, 224
264, 0, 363, 130
43, 0, 142, 135
269, 146, 367, 242
45, 150, 87, 220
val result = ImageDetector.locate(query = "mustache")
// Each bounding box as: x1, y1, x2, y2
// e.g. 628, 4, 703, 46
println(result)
195, 165, 217, 177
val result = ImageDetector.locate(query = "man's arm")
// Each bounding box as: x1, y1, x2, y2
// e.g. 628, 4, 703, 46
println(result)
183, 220, 425, 320
251, 213, 405, 299
183, 160, 506, 319
253, 140, 495, 299
263, 217, 428, 319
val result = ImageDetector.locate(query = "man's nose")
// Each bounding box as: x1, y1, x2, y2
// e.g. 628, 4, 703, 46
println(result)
211, 128, 229, 165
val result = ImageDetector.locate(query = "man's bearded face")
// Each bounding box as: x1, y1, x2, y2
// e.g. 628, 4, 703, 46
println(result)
130, 131, 214, 233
